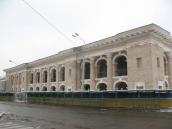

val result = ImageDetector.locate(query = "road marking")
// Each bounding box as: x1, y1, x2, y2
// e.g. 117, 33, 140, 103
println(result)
0, 122, 34, 129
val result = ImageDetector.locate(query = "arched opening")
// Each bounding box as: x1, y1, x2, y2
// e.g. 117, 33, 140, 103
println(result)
84, 62, 90, 79
97, 83, 107, 91
115, 82, 128, 90
36, 87, 39, 91
42, 86, 47, 91
97, 59, 107, 78
60, 85, 65, 91
51, 86, 56, 91
164, 57, 168, 75
36, 72, 40, 83
51, 69, 56, 82
30, 73, 33, 84
43, 71, 48, 83
60, 67, 65, 81
114, 56, 127, 76
165, 81, 168, 89
83, 84, 90, 91
30, 87, 33, 91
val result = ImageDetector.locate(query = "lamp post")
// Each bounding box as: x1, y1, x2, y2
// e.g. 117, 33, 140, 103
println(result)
72, 33, 86, 44
9, 60, 17, 65
9, 60, 19, 93
72, 33, 86, 91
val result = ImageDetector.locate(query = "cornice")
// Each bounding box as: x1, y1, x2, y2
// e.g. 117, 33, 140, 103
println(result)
3, 63, 29, 73
81, 24, 171, 51
4, 24, 172, 73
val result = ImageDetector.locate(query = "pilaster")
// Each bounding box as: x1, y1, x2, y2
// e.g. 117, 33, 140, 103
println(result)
90, 57, 95, 90
107, 53, 113, 90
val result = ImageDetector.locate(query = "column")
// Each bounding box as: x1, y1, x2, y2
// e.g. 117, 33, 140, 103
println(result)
107, 53, 113, 90
75, 60, 81, 90
56, 65, 59, 90
167, 53, 172, 89
90, 57, 95, 90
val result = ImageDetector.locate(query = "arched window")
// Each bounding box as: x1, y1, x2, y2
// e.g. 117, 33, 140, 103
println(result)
97, 83, 107, 91
30, 73, 33, 84
114, 56, 127, 76
97, 59, 107, 78
60, 85, 65, 91
84, 62, 90, 79
36, 72, 40, 83
51, 86, 56, 91
60, 67, 65, 81
83, 84, 90, 91
36, 87, 39, 91
51, 69, 56, 82
165, 81, 168, 89
30, 87, 33, 91
115, 82, 128, 90
43, 71, 48, 83
42, 86, 47, 91
164, 57, 168, 75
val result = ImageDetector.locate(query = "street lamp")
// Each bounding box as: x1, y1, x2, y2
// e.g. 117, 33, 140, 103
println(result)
72, 33, 86, 44
72, 33, 87, 91
9, 60, 17, 65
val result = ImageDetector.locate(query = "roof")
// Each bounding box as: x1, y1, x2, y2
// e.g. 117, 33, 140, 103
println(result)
4, 23, 172, 73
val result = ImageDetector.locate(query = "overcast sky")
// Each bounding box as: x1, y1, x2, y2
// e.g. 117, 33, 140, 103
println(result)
0, 0, 172, 77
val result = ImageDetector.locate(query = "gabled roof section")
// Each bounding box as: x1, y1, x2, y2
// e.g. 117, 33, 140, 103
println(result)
81, 23, 171, 50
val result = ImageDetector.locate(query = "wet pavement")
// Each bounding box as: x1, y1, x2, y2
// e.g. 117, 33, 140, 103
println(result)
0, 102, 172, 129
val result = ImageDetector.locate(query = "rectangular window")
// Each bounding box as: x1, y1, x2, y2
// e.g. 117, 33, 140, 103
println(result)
158, 85, 162, 90
157, 57, 160, 67
136, 57, 142, 68
136, 86, 144, 90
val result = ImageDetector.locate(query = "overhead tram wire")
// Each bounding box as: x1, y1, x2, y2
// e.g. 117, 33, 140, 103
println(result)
21, 0, 75, 44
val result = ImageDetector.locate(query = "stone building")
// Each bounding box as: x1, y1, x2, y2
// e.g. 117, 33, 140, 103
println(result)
0, 78, 6, 92
3, 24, 172, 92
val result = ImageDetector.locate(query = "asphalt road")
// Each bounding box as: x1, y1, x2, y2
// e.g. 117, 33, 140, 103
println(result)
0, 102, 172, 129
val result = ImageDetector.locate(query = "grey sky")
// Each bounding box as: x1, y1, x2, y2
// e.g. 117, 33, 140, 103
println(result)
0, 0, 172, 76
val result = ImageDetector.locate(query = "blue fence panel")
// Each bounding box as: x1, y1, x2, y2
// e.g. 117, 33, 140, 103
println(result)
25, 91, 172, 99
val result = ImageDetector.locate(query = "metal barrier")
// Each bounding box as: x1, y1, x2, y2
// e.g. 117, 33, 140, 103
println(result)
25, 90, 172, 99
0, 92, 14, 97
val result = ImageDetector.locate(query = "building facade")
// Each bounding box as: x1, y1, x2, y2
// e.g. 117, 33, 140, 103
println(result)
0, 78, 6, 92
4, 24, 172, 92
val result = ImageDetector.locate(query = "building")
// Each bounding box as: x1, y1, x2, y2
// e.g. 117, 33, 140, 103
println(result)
3, 24, 172, 92
0, 78, 6, 92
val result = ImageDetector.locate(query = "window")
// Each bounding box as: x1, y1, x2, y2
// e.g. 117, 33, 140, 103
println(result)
164, 57, 168, 75
51, 69, 56, 82
30, 73, 33, 84
157, 81, 164, 90
60, 67, 65, 81
114, 56, 127, 76
136, 86, 144, 90
36, 72, 40, 83
135, 82, 145, 90
69, 69, 72, 77
136, 57, 142, 68
43, 71, 48, 83
157, 57, 160, 67
19, 73, 21, 85
84, 62, 90, 79
158, 86, 163, 90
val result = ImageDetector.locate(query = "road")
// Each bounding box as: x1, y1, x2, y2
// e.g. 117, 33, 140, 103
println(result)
0, 102, 172, 129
